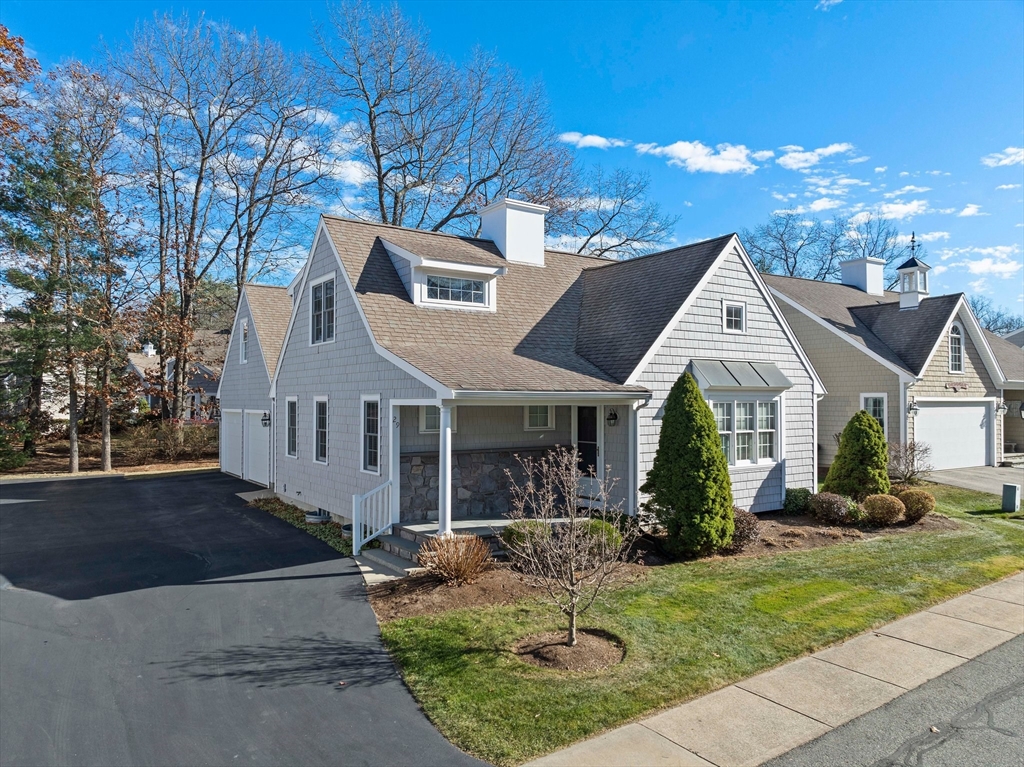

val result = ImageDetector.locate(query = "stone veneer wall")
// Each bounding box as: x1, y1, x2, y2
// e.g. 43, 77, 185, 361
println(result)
400, 446, 554, 521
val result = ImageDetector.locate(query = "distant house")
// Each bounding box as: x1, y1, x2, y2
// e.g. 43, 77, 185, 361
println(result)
1004, 327, 1024, 348
218, 199, 824, 553
127, 343, 222, 421
766, 256, 1023, 470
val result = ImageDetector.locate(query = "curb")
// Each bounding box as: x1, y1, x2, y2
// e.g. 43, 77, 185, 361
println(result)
1, 466, 219, 485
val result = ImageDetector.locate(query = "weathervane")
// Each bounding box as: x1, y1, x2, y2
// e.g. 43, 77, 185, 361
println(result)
909, 232, 917, 257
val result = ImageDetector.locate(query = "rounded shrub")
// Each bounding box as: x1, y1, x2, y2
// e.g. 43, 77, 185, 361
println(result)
863, 494, 905, 527
822, 410, 890, 501
729, 507, 761, 552
500, 520, 551, 551
783, 487, 813, 516
583, 519, 623, 551
897, 489, 935, 523
810, 492, 862, 526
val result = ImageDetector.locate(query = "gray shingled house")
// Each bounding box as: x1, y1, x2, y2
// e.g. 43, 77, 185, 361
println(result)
765, 256, 1023, 471
219, 199, 824, 555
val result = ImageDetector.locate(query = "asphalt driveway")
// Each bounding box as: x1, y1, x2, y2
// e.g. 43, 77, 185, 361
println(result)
928, 466, 1024, 495
0, 472, 483, 767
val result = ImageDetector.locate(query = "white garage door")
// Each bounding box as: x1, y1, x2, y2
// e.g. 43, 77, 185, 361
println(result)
221, 411, 242, 477
244, 410, 270, 487
915, 402, 990, 470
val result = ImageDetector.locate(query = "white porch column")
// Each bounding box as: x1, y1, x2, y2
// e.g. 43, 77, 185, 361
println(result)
438, 404, 453, 536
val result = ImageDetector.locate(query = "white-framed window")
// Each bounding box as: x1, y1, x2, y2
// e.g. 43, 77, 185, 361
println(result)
524, 404, 554, 430
361, 395, 380, 474
419, 405, 457, 434
286, 397, 298, 457
240, 319, 249, 363
723, 300, 746, 333
310, 274, 336, 345
710, 397, 779, 466
426, 275, 485, 305
948, 323, 964, 374
314, 397, 328, 464
860, 393, 887, 438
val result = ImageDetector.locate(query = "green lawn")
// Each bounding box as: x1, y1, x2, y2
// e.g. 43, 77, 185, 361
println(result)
380, 485, 1023, 766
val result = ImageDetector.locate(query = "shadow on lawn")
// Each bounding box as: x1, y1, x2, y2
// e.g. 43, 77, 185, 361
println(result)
157, 633, 401, 689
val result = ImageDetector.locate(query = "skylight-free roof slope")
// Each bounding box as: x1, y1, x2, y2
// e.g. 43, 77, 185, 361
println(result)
987, 330, 1024, 383
576, 234, 735, 383
244, 284, 291, 379
322, 216, 644, 393
850, 293, 962, 376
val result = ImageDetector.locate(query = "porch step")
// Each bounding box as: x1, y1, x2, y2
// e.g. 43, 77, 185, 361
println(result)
1001, 453, 1024, 468
378, 533, 421, 563
360, 547, 425, 577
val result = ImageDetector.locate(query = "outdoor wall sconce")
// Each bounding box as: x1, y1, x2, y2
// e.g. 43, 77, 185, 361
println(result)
606, 408, 619, 427
996, 401, 1009, 416
261, 412, 271, 428
908, 401, 920, 416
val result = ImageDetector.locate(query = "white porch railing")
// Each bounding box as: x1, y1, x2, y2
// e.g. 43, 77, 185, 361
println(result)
352, 480, 392, 555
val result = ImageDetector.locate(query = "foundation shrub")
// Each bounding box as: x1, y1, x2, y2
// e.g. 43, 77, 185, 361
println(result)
783, 487, 813, 516
810, 492, 862, 526
728, 507, 761, 552
419, 533, 493, 586
863, 494, 905, 527
897, 489, 935, 523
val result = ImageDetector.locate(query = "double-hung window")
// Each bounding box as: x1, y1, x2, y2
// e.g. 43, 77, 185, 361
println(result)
362, 398, 379, 473
314, 398, 328, 463
286, 399, 298, 457
240, 319, 248, 363
949, 324, 963, 373
861, 394, 886, 438
419, 405, 457, 433
311, 278, 335, 344
712, 397, 779, 466
524, 404, 554, 430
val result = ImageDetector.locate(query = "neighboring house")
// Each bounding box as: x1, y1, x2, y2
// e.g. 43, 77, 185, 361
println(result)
1003, 327, 1024, 348
127, 346, 221, 421
765, 256, 1018, 471
217, 284, 292, 486
222, 199, 824, 552
988, 330, 1024, 457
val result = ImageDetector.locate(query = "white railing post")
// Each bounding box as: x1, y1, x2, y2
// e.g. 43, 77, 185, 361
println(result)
352, 480, 393, 556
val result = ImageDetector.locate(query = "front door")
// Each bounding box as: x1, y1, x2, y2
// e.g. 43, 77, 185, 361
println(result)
575, 405, 603, 504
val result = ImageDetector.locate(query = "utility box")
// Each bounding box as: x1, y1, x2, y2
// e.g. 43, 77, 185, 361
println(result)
1003, 484, 1021, 513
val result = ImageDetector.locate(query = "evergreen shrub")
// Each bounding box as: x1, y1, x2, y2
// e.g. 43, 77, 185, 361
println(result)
823, 410, 890, 501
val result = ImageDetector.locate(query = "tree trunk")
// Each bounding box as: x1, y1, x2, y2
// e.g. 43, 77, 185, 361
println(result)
567, 605, 577, 647
68, 364, 79, 474
100, 353, 112, 472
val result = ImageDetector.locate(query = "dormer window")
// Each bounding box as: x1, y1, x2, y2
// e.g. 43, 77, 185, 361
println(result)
949, 323, 964, 373
426, 275, 485, 305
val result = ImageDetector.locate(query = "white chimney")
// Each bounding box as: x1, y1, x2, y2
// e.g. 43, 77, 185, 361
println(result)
142, 342, 156, 358
479, 198, 549, 267
839, 257, 886, 296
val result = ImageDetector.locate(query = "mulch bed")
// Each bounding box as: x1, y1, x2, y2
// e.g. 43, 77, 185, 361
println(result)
513, 629, 625, 672
368, 513, 961, 622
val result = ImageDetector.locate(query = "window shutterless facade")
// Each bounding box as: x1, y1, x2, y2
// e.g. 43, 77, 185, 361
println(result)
314, 398, 328, 463
362, 397, 380, 473
419, 405, 457, 433
949, 323, 964, 373
723, 300, 746, 333
524, 404, 554, 430
311, 277, 335, 344
240, 319, 248, 363
860, 393, 887, 438
426, 275, 485, 304
286, 398, 297, 457
712, 397, 778, 466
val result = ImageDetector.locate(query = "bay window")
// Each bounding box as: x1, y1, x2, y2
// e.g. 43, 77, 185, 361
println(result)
711, 397, 779, 466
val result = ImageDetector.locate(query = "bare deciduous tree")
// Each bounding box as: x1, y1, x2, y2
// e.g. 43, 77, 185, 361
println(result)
114, 13, 334, 422
968, 296, 1024, 336
888, 441, 934, 485
503, 446, 639, 647
554, 166, 679, 259
742, 212, 916, 281
316, 1, 577, 234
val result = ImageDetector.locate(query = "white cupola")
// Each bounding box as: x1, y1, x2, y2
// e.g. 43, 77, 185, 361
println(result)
479, 198, 549, 266
896, 234, 930, 310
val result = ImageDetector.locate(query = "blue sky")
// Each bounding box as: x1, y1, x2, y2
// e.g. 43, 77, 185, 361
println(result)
5, 0, 1023, 309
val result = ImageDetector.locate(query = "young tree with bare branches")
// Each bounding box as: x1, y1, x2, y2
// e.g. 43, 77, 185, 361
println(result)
503, 446, 639, 647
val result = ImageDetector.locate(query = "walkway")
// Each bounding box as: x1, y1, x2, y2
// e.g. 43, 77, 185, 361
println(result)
527, 573, 1024, 767
928, 465, 1024, 495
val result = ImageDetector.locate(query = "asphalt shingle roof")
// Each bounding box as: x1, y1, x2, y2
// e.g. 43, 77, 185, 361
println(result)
243, 284, 291, 379
320, 216, 734, 393
987, 330, 1024, 384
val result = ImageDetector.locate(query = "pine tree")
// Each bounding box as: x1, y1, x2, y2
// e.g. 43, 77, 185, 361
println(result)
822, 410, 890, 501
641, 371, 734, 557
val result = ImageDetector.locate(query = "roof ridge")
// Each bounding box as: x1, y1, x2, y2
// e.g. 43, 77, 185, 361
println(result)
580, 233, 736, 272
323, 213, 496, 245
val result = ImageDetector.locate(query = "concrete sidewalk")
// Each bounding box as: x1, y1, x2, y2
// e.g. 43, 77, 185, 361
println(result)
526, 573, 1024, 767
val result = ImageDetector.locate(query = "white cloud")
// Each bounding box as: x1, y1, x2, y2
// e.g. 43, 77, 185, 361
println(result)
957, 203, 987, 217
776, 142, 855, 171
936, 244, 1023, 281
883, 185, 931, 198
683, 201, 693, 207
809, 197, 842, 212
918, 231, 951, 242
815, 0, 843, 9
898, 171, 911, 177
635, 140, 763, 174
925, 170, 950, 176
931, 265, 948, 276
560, 131, 630, 150
876, 199, 929, 219
969, 278, 990, 294
751, 150, 775, 161
996, 183, 1022, 190
848, 156, 870, 164
980, 147, 1024, 167
771, 192, 788, 201
874, 166, 887, 173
